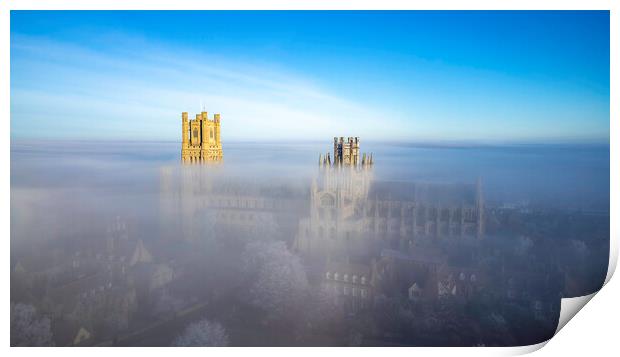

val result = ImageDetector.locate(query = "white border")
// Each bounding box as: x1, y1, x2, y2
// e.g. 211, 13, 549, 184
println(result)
2, 1, 617, 356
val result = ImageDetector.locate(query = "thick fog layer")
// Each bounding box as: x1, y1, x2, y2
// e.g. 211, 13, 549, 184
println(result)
11, 140, 609, 346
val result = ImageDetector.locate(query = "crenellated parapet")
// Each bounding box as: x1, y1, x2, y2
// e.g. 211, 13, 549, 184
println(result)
319, 136, 373, 170
181, 110, 223, 163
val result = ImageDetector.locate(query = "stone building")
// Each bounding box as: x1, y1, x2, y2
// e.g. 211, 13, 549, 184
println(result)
295, 169, 485, 262
323, 259, 375, 312
296, 139, 486, 314
159, 166, 307, 243
320, 136, 373, 168
181, 111, 223, 163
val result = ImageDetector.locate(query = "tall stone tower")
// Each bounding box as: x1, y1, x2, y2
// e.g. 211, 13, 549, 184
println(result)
181, 111, 223, 163
322, 137, 369, 168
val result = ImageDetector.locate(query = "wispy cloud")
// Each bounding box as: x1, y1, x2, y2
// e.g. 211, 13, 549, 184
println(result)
10, 26, 610, 144
11, 34, 395, 141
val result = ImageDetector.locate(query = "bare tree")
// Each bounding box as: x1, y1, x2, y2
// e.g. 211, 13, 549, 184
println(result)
11, 303, 54, 346
172, 319, 229, 347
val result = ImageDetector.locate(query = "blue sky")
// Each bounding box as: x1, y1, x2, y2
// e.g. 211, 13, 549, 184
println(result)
11, 11, 609, 142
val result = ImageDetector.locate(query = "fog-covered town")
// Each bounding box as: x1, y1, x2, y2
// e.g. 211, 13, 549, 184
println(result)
10, 9, 611, 348
10, 140, 608, 347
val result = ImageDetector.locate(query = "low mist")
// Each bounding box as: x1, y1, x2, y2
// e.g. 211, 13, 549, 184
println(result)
11, 140, 609, 347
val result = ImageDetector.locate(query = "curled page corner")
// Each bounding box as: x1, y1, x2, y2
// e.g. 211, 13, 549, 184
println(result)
604, 234, 618, 286
503, 340, 549, 355
509, 293, 598, 355
554, 292, 596, 335
540, 244, 617, 350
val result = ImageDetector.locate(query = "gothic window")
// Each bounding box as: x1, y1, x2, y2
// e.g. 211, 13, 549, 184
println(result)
334, 273, 339, 281
352, 275, 358, 284
344, 274, 349, 282
361, 276, 366, 285
321, 193, 335, 207
326, 272, 331, 280
210, 129, 214, 138
361, 289, 367, 298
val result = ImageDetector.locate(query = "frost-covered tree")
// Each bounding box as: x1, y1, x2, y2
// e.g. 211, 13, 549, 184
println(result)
251, 257, 308, 318
242, 241, 309, 322
242, 240, 287, 274
11, 303, 54, 346
302, 288, 341, 330
172, 319, 228, 347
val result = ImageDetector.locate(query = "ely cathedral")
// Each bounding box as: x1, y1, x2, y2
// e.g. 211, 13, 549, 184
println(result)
165, 133, 485, 314
181, 111, 223, 163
